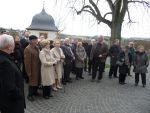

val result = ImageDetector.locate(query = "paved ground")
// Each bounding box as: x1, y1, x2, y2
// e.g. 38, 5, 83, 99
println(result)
25, 66, 150, 113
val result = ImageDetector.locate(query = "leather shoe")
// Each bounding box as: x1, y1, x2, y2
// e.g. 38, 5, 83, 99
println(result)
43, 96, 49, 99
143, 84, 146, 87
49, 94, 53, 97
62, 82, 67, 85
66, 80, 72, 83
27, 96, 34, 102
79, 76, 84, 79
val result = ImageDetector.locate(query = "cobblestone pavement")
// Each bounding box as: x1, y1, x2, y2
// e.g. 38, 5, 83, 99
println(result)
25, 68, 150, 113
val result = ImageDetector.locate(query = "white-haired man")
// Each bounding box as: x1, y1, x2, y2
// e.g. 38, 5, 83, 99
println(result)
0, 34, 25, 113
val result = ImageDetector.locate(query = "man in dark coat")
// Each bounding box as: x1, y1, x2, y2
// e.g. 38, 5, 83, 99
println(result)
0, 34, 25, 113
20, 31, 29, 83
90, 35, 108, 82
61, 38, 75, 84
108, 39, 122, 78
87, 39, 95, 75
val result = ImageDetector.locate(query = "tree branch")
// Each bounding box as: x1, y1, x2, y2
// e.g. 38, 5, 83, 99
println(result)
71, 5, 97, 17
106, 0, 114, 11
103, 12, 112, 18
89, 0, 112, 27
96, 0, 100, 5
120, 0, 128, 21
89, 0, 101, 17
128, 0, 150, 7
127, 6, 132, 23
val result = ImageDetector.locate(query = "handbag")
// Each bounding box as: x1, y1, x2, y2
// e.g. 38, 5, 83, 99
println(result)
116, 60, 123, 66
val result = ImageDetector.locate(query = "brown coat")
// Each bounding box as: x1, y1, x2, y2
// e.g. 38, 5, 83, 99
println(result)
24, 44, 41, 86
90, 42, 108, 62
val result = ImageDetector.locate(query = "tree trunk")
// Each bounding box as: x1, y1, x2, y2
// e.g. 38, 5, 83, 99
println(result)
110, 21, 122, 45
110, 0, 127, 45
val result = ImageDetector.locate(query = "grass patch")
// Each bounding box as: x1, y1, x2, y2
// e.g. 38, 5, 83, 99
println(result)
105, 64, 110, 68
148, 55, 150, 60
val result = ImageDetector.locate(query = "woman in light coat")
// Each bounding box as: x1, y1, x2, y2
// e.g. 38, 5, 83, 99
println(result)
39, 39, 56, 99
51, 40, 65, 91
75, 41, 86, 80
133, 45, 149, 87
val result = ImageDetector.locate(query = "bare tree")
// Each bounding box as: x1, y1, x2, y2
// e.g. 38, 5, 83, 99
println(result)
68, 0, 150, 44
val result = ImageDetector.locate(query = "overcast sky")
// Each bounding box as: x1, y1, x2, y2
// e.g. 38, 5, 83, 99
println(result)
0, 0, 150, 38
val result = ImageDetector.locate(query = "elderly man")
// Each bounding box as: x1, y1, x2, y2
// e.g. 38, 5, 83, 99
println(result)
61, 38, 75, 85
90, 35, 108, 82
128, 41, 135, 76
0, 34, 25, 113
24, 35, 41, 101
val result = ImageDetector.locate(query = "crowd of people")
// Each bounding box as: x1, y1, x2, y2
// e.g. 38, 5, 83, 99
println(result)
0, 30, 149, 113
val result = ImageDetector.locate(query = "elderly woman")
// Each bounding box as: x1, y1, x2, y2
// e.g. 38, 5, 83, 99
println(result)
117, 46, 132, 85
51, 40, 65, 90
0, 34, 25, 113
39, 39, 56, 99
75, 41, 86, 80
133, 45, 149, 87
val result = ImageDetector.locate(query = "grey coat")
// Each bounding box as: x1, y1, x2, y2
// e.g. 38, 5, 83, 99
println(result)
75, 47, 86, 68
133, 52, 149, 73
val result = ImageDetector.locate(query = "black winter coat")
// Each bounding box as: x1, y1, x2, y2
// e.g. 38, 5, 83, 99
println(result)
109, 44, 122, 66
0, 50, 25, 113
118, 51, 132, 74
10, 43, 24, 68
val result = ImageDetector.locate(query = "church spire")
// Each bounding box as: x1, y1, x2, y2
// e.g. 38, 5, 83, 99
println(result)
42, 1, 46, 13
43, 1, 45, 9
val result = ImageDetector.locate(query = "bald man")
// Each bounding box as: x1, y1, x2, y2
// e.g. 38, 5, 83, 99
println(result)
90, 35, 108, 82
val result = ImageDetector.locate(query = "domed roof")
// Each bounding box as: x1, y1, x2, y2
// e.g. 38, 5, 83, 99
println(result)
27, 8, 58, 31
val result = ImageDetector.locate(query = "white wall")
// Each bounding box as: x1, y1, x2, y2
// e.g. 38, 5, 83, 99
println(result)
28, 30, 57, 40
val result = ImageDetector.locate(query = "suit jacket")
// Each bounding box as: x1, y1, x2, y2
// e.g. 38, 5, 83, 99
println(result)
61, 44, 74, 64
0, 50, 25, 113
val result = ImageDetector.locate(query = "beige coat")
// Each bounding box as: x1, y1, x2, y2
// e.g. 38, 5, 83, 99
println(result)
51, 47, 65, 79
39, 48, 56, 86
24, 44, 41, 86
